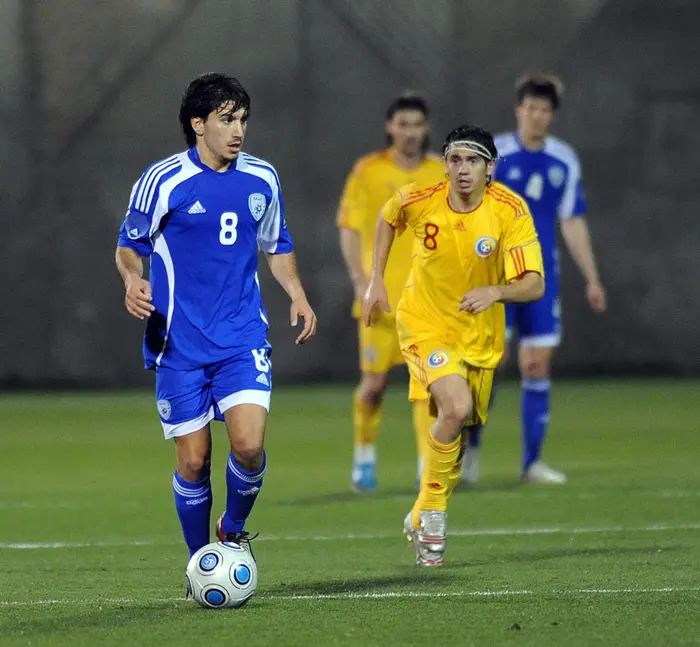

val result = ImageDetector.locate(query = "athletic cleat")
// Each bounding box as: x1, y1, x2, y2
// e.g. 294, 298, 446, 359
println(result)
522, 461, 567, 484
351, 462, 376, 492
215, 515, 258, 559
459, 447, 480, 485
403, 510, 446, 566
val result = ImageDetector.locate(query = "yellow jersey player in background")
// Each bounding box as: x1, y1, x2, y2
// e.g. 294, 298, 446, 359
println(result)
363, 125, 545, 566
337, 94, 444, 492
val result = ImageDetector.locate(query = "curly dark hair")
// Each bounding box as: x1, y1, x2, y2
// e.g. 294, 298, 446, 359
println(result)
179, 73, 250, 147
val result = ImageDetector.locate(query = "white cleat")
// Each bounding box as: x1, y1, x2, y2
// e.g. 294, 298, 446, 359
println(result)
459, 447, 480, 485
522, 461, 567, 485
403, 510, 446, 566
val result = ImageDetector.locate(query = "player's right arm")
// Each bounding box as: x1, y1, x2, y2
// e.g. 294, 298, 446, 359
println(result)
115, 164, 169, 321
362, 186, 412, 326
115, 247, 154, 320
336, 161, 369, 302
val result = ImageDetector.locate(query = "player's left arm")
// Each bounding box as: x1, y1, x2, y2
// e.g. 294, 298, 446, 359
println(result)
459, 203, 544, 314
558, 153, 606, 312
258, 178, 317, 345
264, 251, 317, 345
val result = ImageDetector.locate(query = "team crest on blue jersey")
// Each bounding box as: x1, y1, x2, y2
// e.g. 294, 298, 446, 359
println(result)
248, 193, 267, 221
548, 166, 565, 188
157, 399, 171, 420
427, 351, 449, 368
475, 236, 497, 258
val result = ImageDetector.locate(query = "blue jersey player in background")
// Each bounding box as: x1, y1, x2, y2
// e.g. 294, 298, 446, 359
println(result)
115, 73, 317, 565
462, 74, 606, 485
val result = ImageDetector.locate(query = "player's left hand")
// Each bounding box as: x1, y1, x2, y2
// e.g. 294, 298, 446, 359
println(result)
458, 286, 501, 315
586, 281, 607, 313
290, 296, 317, 345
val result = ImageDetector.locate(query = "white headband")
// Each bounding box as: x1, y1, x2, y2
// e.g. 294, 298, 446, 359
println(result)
445, 140, 494, 161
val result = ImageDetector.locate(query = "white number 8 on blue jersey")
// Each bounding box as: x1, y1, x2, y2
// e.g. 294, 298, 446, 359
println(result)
251, 349, 270, 372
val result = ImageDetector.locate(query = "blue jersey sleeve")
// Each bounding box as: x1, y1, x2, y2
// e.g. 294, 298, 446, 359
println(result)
117, 155, 182, 255
559, 152, 587, 219
257, 174, 294, 254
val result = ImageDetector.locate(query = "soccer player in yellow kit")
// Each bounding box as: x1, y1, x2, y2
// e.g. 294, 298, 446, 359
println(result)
364, 125, 545, 565
337, 94, 444, 491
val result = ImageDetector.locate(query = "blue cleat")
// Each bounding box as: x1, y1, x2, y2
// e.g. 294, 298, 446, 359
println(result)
351, 462, 376, 492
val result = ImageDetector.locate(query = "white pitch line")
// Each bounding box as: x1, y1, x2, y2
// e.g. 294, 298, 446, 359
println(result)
2, 522, 700, 550
2, 587, 700, 607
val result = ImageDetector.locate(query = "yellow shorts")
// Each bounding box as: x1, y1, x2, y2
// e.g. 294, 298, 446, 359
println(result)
402, 341, 494, 426
357, 312, 404, 374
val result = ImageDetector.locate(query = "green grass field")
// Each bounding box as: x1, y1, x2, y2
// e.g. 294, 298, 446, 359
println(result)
2, 380, 700, 646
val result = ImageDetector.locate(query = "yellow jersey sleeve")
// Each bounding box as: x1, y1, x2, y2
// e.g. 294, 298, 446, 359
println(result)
380, 183, 417, 236
503, 200, 545, 283
336, 162, 368, 232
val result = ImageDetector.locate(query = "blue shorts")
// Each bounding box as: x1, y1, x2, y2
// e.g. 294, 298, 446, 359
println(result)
505, 293, 561, 348
155, 347, 272, 439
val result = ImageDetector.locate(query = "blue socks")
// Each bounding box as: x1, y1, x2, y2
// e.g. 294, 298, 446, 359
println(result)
172, 471, 212, 557
221, 452, 266, 536
467, 424, 482, 448
521, 378, 551, 472
463, 379, 551, 473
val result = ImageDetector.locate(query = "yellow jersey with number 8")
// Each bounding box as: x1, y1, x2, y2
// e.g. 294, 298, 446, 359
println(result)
380, 180, 544, 369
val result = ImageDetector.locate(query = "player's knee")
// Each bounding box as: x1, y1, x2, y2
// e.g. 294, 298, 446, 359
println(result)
177, 452, 211, 481
439, 396, 472, 430
230, 437, 264, 471
357, 374, 387, 407
521, 357, 550, 379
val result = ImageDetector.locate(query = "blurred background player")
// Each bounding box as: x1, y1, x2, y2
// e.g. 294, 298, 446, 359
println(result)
364, 125, 544, 565
462, 74, 606, 485
116, 73, 317, 562
337, 94, 444, 491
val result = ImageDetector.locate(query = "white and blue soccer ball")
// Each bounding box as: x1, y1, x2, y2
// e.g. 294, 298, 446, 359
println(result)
185, 541, 258, 609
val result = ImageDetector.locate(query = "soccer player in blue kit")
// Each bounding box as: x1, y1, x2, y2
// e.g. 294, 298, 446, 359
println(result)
115, 73, 317, 559
462, 74, 606, 485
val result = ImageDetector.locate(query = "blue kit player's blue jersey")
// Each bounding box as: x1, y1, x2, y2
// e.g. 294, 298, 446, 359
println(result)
118, 148, 293, 371
494, 133, 586, 346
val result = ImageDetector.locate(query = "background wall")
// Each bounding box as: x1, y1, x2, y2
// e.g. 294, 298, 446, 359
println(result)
1, 0, 698, 387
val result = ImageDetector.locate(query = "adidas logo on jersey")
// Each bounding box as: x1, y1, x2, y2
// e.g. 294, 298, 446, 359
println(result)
256, 373, 270, 387
187, 201, 206, 214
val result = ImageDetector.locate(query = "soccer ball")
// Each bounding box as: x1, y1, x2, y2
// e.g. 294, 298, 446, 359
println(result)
185, 541, 258, 609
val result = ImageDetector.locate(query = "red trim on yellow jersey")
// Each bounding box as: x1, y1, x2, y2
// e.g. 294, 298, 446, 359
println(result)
510, 249, 522, 275
488, 184, 528, 216
403, 181, 447, 208
488, 188, 525, 215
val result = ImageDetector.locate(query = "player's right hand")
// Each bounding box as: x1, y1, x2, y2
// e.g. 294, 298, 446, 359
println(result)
124, 274, 155, 320
362, 280, 390, 327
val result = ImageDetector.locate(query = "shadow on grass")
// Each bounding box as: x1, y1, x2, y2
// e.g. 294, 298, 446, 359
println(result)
2, 600, 187, 639
264, 570, 459, 597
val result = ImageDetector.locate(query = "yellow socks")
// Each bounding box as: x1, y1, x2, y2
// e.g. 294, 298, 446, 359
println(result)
353, 391, 381, 450
412, 431, 461, 528
412, 398, 433, 471
445, 446, 465, 499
